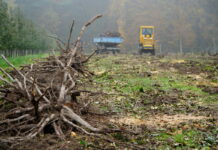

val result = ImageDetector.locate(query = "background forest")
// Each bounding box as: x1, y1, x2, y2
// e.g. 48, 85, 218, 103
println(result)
1, 0, 218, 53
0, 0, 55, 54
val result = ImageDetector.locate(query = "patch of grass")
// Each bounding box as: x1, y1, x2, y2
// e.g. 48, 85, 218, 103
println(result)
79, 139, 93, 148
118, 77, 154, 93
158, 76, 203, 93
0, 54, 49, 86
0, 53, 49, 69
155, 128, 218, 149
96, 74, 203, 97
156, 132, 171, 141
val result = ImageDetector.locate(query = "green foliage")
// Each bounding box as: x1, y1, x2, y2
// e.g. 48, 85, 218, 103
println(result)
79, 140, 93, 148
0, 0, 55, 52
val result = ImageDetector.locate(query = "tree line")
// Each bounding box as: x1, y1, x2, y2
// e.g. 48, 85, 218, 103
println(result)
0, 0, 55, 55
14, 0, 218, 54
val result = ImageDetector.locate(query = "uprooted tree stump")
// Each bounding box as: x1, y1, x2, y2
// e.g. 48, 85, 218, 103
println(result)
0, 15, 106, 143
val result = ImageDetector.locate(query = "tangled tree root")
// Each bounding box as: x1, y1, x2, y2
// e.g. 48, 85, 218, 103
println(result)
0, 15, 105, 143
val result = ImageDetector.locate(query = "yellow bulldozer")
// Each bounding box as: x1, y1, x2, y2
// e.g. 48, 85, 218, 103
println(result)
139, 26, 155, 55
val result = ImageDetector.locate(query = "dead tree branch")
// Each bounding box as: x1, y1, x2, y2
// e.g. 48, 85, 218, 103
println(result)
0, 15, 107, 143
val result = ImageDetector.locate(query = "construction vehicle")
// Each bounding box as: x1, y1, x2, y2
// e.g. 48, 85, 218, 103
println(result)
93, 32, 123, 54
139, 26, 155, 55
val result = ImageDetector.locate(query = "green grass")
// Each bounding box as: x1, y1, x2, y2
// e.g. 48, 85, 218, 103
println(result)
91, 55, 218, 111
0, 53, 49, 69
156, 128, 218, 149
95, 73, 203, 94
157, 76, 203, 93
0, 53, 49, 88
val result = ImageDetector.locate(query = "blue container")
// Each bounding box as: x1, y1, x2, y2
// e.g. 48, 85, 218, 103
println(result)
93, 37, 123, 44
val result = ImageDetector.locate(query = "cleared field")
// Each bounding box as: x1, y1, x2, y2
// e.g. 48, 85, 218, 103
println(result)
83, 54, 218, 149
1, 54, 218, 149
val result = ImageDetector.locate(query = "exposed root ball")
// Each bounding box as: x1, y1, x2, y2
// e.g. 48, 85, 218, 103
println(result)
0, 15, 103, 143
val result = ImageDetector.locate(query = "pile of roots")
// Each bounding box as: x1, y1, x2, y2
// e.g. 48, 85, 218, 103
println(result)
0, 15, 104, 142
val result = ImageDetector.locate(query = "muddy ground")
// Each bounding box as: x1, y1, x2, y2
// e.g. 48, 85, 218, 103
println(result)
3, 54, 218, 150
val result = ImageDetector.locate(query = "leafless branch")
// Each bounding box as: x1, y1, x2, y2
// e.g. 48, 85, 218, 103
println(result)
66, 20, 75, 50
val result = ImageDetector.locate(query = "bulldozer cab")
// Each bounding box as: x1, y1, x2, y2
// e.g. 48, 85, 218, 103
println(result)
142, 28, 153, 36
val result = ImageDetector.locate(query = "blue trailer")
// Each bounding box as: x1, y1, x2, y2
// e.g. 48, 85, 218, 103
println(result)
93, 35, 123, 54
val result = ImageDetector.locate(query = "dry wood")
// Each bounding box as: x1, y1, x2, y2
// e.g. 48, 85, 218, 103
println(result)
0, 15, 109, 144
66, 20, 75, 51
